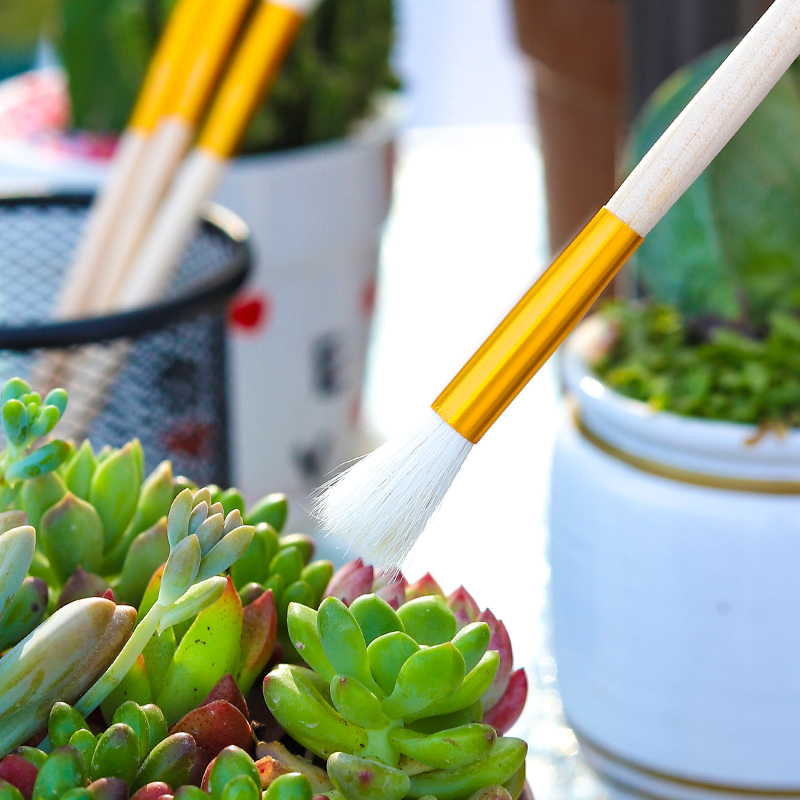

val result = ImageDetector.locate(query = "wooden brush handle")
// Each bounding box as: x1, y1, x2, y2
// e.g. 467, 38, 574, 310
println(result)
608, 0, 800, 237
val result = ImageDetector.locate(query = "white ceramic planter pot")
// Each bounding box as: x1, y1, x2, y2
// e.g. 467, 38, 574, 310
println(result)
550, 317, 800, 800
215, 115, 395, 511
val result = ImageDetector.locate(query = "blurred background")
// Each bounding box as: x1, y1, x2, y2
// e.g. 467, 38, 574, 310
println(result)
2, 0, 800, 797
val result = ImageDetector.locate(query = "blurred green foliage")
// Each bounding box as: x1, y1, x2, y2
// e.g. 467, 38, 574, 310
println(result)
55, 0, 397, 149
593, 302, 800, 428
625, 44, 800, 328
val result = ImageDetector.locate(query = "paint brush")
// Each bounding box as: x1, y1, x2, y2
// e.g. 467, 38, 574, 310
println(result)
314, 0, 800, 570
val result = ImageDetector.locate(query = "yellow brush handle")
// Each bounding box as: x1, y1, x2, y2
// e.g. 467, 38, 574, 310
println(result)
434, 210, 641, 443
197, 1, 305, 159
171, 0, 257, 127
128, 0, 210, 134
434, 0, 800, 445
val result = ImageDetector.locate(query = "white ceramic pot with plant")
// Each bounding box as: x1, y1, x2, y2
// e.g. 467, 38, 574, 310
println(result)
550, 314, 800, 800
547, 43, 800, 800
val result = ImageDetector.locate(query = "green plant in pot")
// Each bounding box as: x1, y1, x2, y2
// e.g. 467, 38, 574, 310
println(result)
0, 377, 531, 800
590, 43, 800, 429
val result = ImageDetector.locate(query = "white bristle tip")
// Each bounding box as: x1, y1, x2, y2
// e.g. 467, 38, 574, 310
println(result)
313, 409, 473, 572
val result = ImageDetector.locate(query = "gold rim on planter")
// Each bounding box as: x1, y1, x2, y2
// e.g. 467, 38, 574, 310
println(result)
574, 727, 800, 799
575, 413, 800, 495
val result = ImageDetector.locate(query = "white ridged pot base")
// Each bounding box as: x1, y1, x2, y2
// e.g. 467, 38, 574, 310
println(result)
550, 316, 800, 800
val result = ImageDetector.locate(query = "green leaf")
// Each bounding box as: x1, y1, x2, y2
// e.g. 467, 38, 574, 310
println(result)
89, 443, 143, 552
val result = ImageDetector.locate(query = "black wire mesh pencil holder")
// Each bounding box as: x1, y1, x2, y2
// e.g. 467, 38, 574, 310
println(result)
0, 192, 251, 488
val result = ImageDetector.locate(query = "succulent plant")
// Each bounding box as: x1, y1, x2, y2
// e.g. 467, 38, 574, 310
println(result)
0, 379, 70, 511
262, 592, 528, 800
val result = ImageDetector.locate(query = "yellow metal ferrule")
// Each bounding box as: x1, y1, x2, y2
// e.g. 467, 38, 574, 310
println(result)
129, 0, 208, 133
198, 3, 305, 159
171, 0, 254, 127
433, 207, 642, 443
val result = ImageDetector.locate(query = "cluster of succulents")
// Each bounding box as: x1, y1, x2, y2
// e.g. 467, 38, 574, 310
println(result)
0, 377, 531, 800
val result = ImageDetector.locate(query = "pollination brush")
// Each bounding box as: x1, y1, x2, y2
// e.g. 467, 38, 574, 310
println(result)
114, 0, 319, 310
314, 0, 800, 570
56, 0, 210, 319
85, 0, 257, 313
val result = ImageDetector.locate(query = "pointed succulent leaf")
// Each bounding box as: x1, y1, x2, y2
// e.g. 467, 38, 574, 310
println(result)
407, 737, 527, 800
327, 753, 410, 800
448, 587, 481, 630
115, 519, 170, 608
29, 406, 60, 440
158, 535, 201, 607
89, 444, 143, 552
103, 462, 174, 575
192, 487, 211, 508
287, 603, 336, 682
99, 654, 153, 723
131, 733, 196, 792
0, 576, 48, 650
220, 774, 260, 800
230, 524, 278, 590
58, 568, 112, 609
423, 651, 500, 718
451, 623, 491, 674
0, 753, 38, 800
188, 502, 208, 537
167, 489, 194, 550
113, 702, 151, 765
0, 511, 26, 536
0, 524, 35, 627
2, 400, 28, 449
238, 583, 264, 607
397, 596, 457, 646
88, 777, 131, 800
263, 773, 313, 800
205, 747, 259, 796
502, 760, 527, 799
158, 576, 227, 631
329, 675, 388, 729
2, 378, 30, 404
140, 705, 169, 753
5, 441, 71, 485
277, 580, 315, 623
237, 588, 278, 696
0, 597, 135, 753
278, 534, 314, 563
90, 723, 140, 785
68, 729, 98, 769
269, 547, 304, 586
300, 561, 334, 607
323, 559, 373, 607
317, 597, 383, 696
382, 643, 465, 720
367, 631, 420, 697
350, 594, 404, 645
169, 699, 252, 758
263, 574, 286, 605
405, 574, 444, 601
12, 747, 47, 769
32, 746, 87, 800
203, 674, 248, 716
195, 525, 254, 583
141, 628, 175, 702
483, 669, 528, 736
194, 513, 225, 555
156, 578, 242, 725
263, 665, 368, 759
63, 441, 97, 502
131, 440, 145, 484
39, 493, 104, 583
477, 611, 513, 711
218, 489, 245, 517
373, 571, 407, 611
244, 494, 288, 532
407, 700, 484, 736
389, 724, 495, 769
48, 702, 90, 749
43, 388, 67, 417
18, 473, 66, 532
223, 509, 242, 534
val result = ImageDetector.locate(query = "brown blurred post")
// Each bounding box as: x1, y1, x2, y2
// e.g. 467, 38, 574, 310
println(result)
512, 0, 624, 263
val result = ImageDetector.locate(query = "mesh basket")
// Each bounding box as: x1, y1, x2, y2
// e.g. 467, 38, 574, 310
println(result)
0, 192, 251, 488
